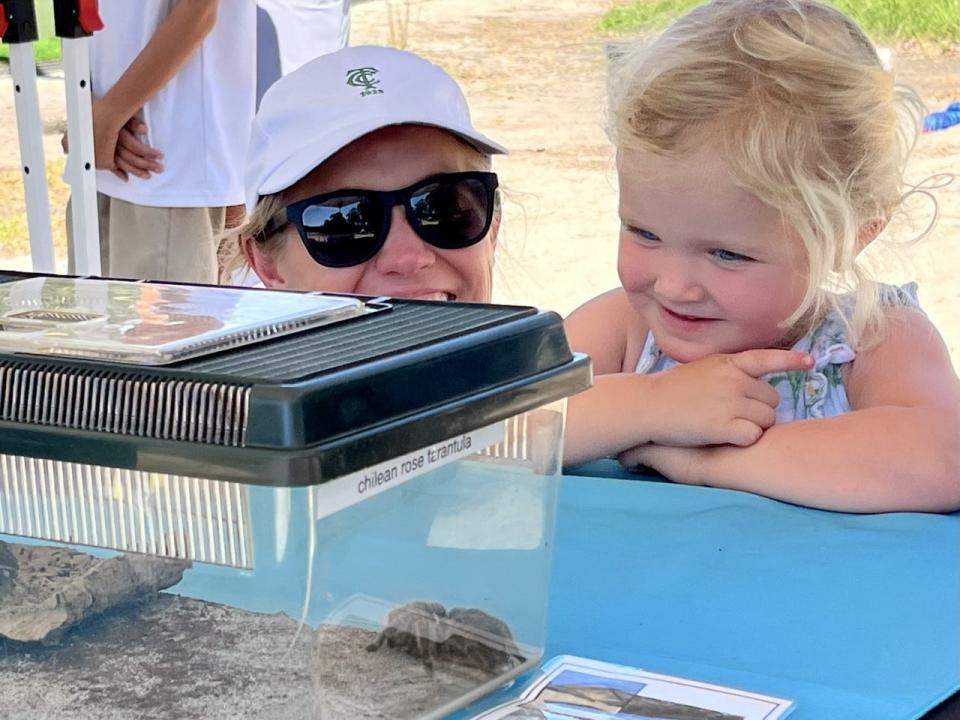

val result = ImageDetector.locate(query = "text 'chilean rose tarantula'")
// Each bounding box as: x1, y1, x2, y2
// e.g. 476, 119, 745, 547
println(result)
365, 600, 524, 673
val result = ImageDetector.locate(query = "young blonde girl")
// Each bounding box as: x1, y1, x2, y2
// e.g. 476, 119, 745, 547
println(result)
564, 0, 960, 513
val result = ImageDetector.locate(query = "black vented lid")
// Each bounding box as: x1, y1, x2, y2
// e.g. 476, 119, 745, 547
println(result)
0, 274, 591, 485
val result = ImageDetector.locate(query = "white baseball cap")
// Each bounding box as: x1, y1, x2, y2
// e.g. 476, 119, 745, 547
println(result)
244, 45, 508, 214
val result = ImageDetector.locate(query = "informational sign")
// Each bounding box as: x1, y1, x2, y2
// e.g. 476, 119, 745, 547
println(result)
315, 422, 504, 520
471, 655, 795, 720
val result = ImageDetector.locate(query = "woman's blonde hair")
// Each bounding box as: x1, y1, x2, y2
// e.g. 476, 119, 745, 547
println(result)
608, 0, 927, 347
219, 193, 287, 283
222, 139, 499, 283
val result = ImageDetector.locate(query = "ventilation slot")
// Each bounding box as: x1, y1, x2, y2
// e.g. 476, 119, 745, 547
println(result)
0, 454, 253, 569
0, 363, 250, 446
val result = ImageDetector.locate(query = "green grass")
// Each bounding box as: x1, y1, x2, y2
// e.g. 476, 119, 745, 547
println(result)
601, 0, 702, 34
0, 37, 62, 64
600, 0, 960, 43
35, 0, 56, 38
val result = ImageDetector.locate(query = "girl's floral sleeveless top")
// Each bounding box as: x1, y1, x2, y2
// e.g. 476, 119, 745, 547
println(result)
634, 284, 922, 423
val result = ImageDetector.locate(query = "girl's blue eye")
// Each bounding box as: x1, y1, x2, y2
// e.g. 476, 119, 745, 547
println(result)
626, 226, 660, 243
711, 248, 753, 263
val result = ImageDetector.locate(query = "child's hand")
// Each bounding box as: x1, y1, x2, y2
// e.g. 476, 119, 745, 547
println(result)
91, 96, 126, 179
618, 443, 708, 485
113, 117, 164, 180
647, 349, 813, 447
90, 101, 163, 182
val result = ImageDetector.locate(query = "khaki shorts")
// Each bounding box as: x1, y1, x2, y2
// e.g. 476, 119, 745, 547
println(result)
67, 194, 225, 283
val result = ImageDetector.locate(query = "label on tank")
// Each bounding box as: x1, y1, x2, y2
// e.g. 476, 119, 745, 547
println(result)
315, 422, 505, 520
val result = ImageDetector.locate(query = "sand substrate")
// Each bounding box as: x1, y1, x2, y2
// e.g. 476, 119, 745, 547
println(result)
0, 592, 507, 720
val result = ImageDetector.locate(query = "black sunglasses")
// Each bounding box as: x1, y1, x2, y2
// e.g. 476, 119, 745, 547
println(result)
280, 171, 499, 268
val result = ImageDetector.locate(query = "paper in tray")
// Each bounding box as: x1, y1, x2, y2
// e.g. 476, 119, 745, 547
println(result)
469, 655, 795, 720
0, 277, 368, 365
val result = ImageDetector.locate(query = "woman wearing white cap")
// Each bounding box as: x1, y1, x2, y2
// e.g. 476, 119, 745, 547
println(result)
235, 45, 506, 302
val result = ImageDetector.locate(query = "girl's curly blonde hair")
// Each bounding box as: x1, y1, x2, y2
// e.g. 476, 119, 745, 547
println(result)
608, 0, 927, 347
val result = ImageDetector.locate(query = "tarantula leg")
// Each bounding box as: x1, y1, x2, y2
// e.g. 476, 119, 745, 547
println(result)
365, 629, 389, 652
412, 629, 434, 670
421, 652, 435, 671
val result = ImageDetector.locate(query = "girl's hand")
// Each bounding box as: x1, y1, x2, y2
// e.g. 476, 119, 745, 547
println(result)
646, 349, 813, 447
618, 443, 708, 485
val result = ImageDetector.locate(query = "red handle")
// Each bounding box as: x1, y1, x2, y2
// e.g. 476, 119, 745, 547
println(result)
0, 3, 9, 42
76, 0, 103, 33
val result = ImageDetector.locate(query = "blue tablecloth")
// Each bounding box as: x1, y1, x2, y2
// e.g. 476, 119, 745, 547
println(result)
537, 462, 960, 719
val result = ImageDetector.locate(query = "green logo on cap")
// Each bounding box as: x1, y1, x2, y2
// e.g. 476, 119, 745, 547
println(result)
346, 67, 384, 97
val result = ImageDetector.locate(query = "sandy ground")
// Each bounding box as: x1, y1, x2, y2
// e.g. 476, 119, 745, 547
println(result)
0, 0, 957, 367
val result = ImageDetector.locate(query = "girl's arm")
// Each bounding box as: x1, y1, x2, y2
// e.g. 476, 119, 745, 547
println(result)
623, 308, 960, 513
563, 290, 814, 466
564, 288, 636, 375
564, 289, 654, 464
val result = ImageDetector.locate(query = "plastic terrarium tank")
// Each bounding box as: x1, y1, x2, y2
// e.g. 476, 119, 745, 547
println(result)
0, 275, 591, 720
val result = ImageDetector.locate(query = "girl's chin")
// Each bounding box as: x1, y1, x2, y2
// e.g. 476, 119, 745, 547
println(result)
650, 334, 715, 364
650, 328, 758, 363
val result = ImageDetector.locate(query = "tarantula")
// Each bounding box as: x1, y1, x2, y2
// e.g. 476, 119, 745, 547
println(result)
364, 601, 449, 669
365, 601, 523, 673
442, 606, 522, 671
